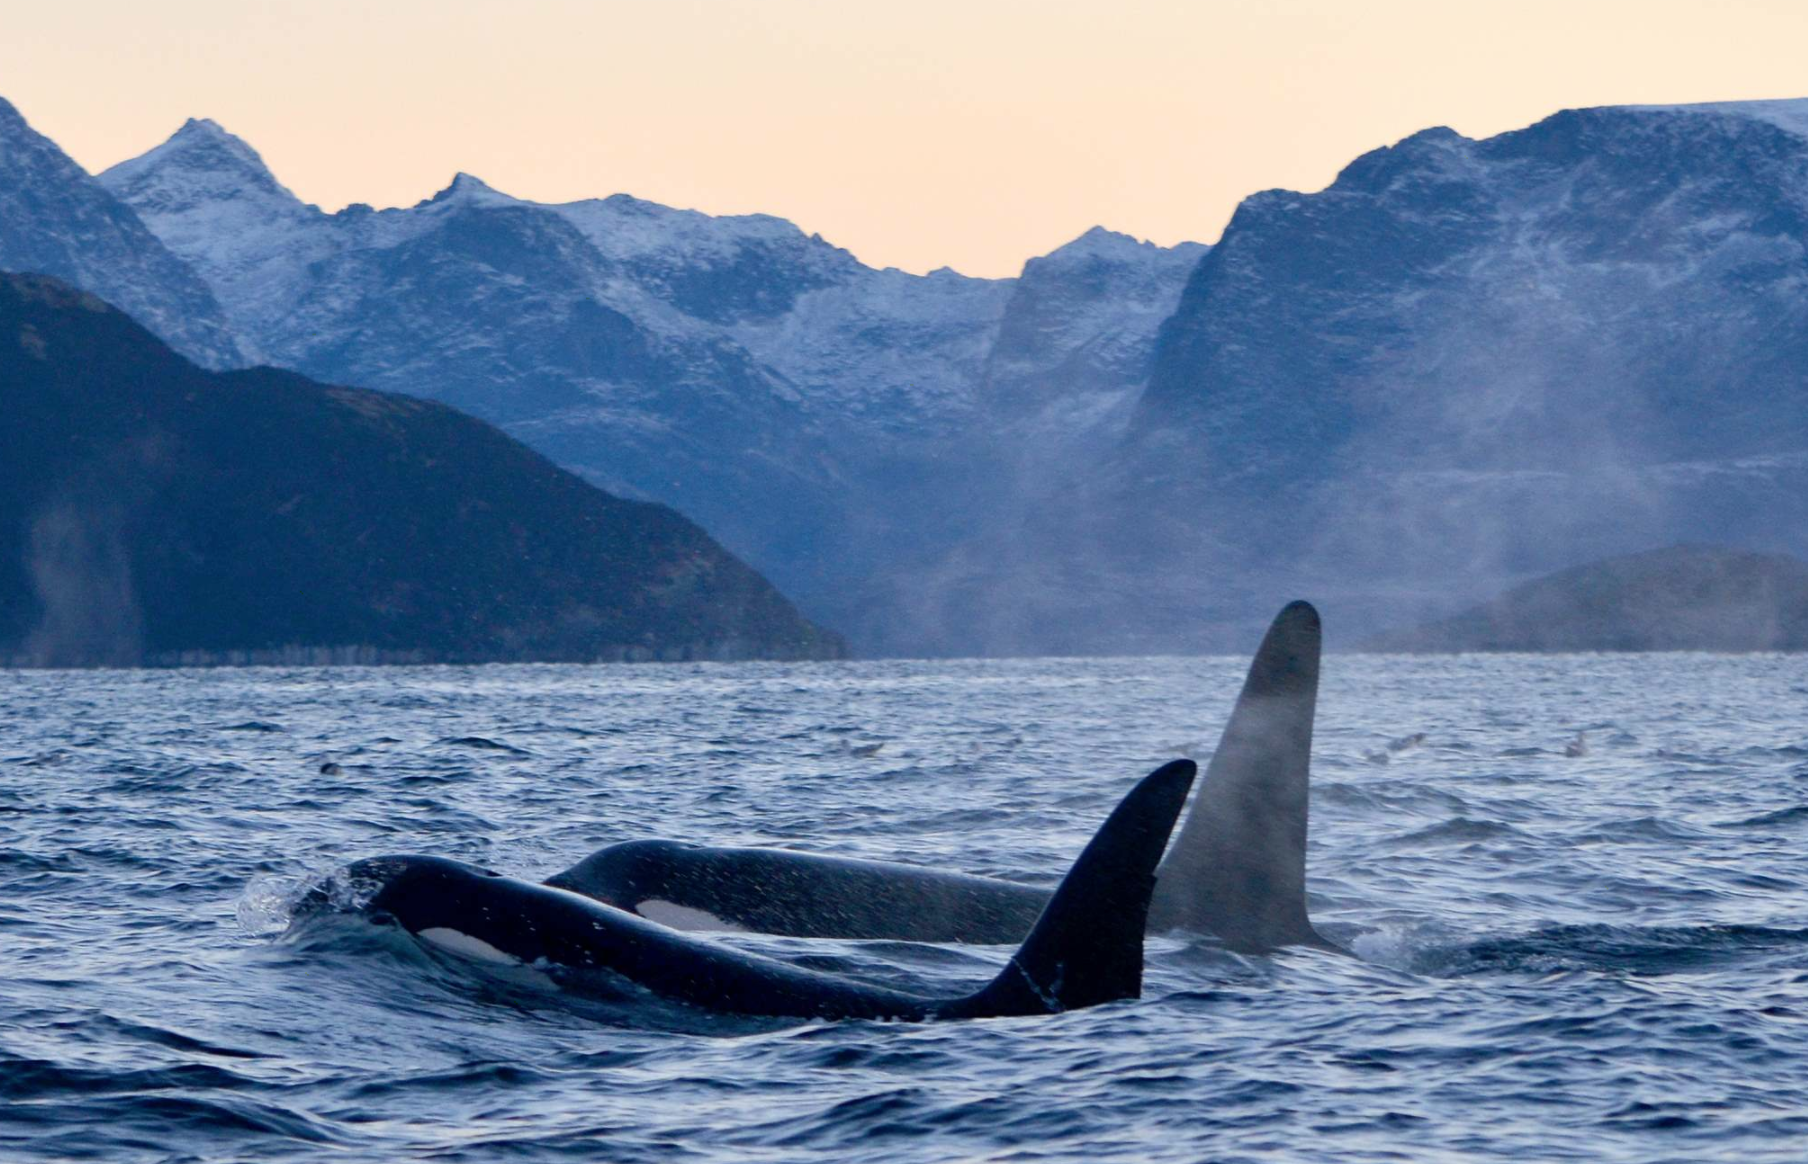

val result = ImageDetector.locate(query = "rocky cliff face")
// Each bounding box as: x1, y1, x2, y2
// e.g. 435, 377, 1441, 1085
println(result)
0, 100, 240, 368
985, 227, 1208, 434
1141, 104, 1808, 476
1117, 100, 1808, 642
0, 272, 842, 665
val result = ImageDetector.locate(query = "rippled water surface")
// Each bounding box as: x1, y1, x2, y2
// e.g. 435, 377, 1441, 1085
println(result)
4, 654, 1808, 1162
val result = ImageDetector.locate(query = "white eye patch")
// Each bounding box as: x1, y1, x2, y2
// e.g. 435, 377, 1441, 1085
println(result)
418, 927, 522, 965
636, 900, 747, 933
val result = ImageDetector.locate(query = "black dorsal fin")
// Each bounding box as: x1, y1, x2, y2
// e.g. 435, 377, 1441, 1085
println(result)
950, 759, 1195, 1017
1149, 600, 1329, 951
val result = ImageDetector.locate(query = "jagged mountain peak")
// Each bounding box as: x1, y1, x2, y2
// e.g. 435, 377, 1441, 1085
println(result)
0, 93, 243, 368
173, 116, 235, 144
101, 116, 304, 211
421, 171, 516, 208
1049, 225, 1140, 255
1036, 225, 1208, 268
167, 117, 282, 177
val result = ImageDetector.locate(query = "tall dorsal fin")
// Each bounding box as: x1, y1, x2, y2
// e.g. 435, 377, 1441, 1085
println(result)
951, 760, 1196, 1017
1149, 601, 1328, 951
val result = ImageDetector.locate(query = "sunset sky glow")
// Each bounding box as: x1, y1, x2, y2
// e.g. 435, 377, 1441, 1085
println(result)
9, 0, 1808, 276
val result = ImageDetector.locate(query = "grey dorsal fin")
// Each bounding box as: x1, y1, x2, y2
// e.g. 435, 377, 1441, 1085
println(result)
952, 759, 1196, 1017
1149, 600, 1327, 951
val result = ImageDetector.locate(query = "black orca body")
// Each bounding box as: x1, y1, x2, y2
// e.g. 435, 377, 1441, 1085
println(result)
305, 761, 1194, 1022
548, 841, 1052, 943
549, 602, 1330, 954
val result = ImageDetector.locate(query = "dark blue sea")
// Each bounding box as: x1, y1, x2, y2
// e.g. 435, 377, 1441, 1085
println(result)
4, 654, 1807, 1162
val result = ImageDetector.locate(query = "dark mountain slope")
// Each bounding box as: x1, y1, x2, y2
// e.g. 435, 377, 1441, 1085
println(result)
1364, 545, 1808, 652
0, 273, 842, 666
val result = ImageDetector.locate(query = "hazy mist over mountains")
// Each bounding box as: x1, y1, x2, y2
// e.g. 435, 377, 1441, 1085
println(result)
4, 93, 1807, 655
1120, 101, 1808, 640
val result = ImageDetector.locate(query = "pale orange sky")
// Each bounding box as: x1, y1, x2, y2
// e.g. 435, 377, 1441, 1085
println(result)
7, 0, 1808, 276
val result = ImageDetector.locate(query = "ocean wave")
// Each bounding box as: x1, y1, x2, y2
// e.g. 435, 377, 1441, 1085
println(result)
7, 655, 1808, 1163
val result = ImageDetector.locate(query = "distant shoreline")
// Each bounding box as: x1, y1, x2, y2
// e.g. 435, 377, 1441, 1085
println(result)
7, 645, 1807, 672
1360, 545, 1808, 654
0, 639, 843, 670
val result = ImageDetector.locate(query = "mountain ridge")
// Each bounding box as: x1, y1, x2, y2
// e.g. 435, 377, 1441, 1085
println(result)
92, 113, 1206, 649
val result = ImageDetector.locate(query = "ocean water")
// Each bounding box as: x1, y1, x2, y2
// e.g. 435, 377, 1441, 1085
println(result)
3, 654, 1806, 1163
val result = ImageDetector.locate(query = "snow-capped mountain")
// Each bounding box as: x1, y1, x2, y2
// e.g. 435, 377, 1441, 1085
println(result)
93, 117, 1202, 647
1122, 99, 1808, 639
17, 93, 1808, 651
98, 123, 1021, 439
99, 118, 330, 367
0, 99, 240, 367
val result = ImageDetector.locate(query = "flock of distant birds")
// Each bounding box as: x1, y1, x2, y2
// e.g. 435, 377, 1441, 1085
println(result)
295, 600, 1606, 1022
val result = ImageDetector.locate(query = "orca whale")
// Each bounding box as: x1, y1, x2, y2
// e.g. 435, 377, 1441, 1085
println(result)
301, 760, 1194, 1022
547, 601, 1330, 954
